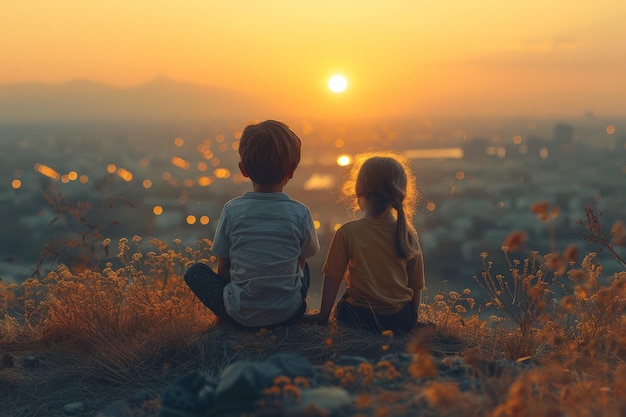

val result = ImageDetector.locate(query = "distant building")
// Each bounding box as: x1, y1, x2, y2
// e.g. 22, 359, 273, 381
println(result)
554, 123, 574, 151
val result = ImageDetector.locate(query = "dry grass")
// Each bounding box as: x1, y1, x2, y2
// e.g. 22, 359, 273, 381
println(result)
1, 207, 625, 416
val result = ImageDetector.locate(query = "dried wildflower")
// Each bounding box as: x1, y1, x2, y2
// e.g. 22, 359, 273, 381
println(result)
373, 406, 391, 417
423, 381, 460, 410
358, 362, 374, 386
502, 230, 527, 252
355, 394, 372, 409
381, 329, 394, 337
173, 238, 182, 245
530, 200, 549, 215
102, 238, 112, 246
293, 376, 310, 388
273, 375, 292, 386
132, 235, 141, 243
262, 385, 281, 397
407, 347, 437, 378
481, 252, 488, 259
462, 288, 471, 295
283, 384, 301, 402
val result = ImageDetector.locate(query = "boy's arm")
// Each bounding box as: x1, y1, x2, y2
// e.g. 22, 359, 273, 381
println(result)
217, 257, 231, 282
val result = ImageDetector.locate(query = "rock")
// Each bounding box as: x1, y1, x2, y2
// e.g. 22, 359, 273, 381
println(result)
128, 390, 155, 406
96, 400, 133, 417
160, 371, 214, 417
97, 391, 159, 417
284, 387, 352, 417
439, 355, 468, 378
63, 402, 84, 415
214, 361, 281, 409
380, 353, 414, 369
22, 355, 39, 368
333, 356, 370, 367
264, 352, 314, 378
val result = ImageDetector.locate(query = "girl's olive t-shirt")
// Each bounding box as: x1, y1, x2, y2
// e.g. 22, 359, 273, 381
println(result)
323, 218, 424, 314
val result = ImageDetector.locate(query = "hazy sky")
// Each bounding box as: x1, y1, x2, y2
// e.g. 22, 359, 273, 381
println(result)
2, 1, 626, 119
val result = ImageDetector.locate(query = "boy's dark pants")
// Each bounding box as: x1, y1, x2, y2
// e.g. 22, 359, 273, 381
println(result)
335, 294, 417, 334
184, 262, 310, 328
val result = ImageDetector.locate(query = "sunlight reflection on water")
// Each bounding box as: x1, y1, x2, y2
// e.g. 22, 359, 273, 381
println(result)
403, 147, 464, 159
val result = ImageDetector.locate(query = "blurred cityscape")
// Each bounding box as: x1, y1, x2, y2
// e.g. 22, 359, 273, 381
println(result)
1, 117, 625, 300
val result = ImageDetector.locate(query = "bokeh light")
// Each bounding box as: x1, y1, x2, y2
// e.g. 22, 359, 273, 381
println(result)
337, 155, 352, 166
34, 163, 60, 180
214, 168, 230, 179
171, 156, 190, 170
117, 168, 133, 182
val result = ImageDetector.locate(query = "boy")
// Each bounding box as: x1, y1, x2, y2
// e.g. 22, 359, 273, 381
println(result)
184, 120, 320, 328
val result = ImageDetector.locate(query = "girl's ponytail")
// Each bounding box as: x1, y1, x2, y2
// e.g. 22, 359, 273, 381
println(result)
395, 202, 420, 259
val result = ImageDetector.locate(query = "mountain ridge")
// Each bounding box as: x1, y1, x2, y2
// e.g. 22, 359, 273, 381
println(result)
0, 78, 274, 121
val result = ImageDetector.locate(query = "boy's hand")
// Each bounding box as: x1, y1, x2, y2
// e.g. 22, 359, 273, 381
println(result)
301, 312, 328, 325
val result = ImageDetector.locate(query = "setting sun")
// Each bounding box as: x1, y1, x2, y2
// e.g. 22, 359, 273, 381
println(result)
328, 75, 348, 93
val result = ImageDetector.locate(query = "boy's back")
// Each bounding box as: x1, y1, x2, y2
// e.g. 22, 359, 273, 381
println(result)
212, 191, 318, 326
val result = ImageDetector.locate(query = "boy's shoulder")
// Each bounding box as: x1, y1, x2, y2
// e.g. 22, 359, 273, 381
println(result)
224, 192, 312, 213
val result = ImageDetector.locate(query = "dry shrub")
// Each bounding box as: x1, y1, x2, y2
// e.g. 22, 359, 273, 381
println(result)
419, 288, 488, 340
473, 249, 560, 359
549, 254, 626, 362
4, 236, 214, 356
491, 362, 626, 417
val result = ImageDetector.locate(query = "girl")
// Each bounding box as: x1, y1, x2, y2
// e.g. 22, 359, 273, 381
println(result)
306, 152, 425, 333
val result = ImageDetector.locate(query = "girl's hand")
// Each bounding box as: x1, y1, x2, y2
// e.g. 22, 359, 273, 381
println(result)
301, 312, 328, 325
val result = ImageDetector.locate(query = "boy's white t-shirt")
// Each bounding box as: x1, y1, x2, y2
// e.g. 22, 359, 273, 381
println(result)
211, 192, 320, 327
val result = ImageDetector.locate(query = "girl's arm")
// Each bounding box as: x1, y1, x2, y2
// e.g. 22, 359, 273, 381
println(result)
316, 274, 342, 322
217, 257, 231, 282
303, 273, 342, 324
408, 250, 425, 313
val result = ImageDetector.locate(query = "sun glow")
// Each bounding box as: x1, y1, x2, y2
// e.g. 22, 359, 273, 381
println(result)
328, 75, 348, 93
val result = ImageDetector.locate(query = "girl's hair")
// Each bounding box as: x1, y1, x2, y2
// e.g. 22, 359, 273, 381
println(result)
340, 151, 421, 259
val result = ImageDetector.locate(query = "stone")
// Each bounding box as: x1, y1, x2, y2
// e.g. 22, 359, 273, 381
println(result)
333, 356, 370, 367
264, 352, 314, 378
214, 361, 281, 409
22, 355, 39, 368
380, 353, 414, 369
160, 371, 214, 417
284, 387, 352, 417
63, 402, 84, 416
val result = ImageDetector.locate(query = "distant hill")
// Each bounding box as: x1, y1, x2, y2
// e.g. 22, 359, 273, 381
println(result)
0, 79, 274, 122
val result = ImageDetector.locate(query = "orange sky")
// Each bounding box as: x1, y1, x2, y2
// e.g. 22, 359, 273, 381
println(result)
2, 1, 626, 119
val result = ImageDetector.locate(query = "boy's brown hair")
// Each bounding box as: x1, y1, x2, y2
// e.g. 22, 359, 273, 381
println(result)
238, 120, 302, 186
